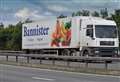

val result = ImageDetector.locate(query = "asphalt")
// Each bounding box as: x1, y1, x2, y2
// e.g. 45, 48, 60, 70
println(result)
0, 64, 120, 82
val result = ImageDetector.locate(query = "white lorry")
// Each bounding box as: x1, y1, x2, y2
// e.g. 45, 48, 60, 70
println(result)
22, 16, 119, 57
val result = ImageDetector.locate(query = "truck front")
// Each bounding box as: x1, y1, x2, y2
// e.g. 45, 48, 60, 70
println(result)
84, 18, 119, 57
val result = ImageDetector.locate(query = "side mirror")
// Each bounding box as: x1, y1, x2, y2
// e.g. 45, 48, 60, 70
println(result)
91, 37, 95, 40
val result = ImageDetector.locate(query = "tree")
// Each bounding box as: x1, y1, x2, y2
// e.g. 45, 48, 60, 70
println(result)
82, 10, 90, 16
72, 12, 76, 17
0, 22, 4, 29
112, 9, 120, 28
76, 11, 82, 16
72, 11, 82, 17
112, 9, 120, 48
11, 21, 22, 50
92, 11, 100, 17
100, 8, 108, 18
57, 14, 67, 18
72, 10, 90, 17
0, 29, 6, 49
24, 18, 33, 23
0, 21, 23, 50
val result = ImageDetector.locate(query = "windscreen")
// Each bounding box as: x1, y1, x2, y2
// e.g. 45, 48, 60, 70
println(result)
95, 25, 117, 38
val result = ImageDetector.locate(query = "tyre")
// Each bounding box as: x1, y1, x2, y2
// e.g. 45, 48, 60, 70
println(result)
70, 50, 76, 56
83, 50, 89, 57
83, 50, 92, 62
61, 49, 70, 56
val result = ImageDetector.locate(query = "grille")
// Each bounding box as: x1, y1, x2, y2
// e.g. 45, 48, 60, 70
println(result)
100, 41, 114, 46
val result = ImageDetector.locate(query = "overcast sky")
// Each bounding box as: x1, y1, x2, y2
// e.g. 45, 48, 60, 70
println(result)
0, 0, 120, 26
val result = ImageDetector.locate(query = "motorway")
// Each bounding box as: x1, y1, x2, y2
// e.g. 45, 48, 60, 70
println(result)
0, 64, 120, 82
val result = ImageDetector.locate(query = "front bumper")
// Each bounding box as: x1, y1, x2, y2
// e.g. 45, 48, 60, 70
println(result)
91, 47, 118, 57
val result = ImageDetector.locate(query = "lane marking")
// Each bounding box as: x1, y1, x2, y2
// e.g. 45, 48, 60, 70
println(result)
32, 77, 55, 81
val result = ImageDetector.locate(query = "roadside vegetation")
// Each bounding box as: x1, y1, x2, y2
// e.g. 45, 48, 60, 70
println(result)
0, 8, 120, 50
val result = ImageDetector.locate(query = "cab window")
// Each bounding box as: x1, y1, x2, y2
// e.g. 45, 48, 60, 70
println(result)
86, 25, 93, 37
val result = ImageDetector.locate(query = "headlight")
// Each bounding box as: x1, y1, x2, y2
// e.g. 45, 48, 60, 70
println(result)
114, 50, 118, 54
95, 51, 99, 53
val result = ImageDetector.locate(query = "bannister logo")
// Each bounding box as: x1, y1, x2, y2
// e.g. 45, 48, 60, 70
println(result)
24, 25, 49, 36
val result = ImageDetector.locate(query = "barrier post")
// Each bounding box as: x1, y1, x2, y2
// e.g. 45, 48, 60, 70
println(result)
105, 61, 108, 70
6, 55, 8, 61
85, 60, 89, 68
27, 56, 30, 63
16, 56, 18, 62
67, 60, 70, 67
52, 59, 55, 65
40, 58, 42, 64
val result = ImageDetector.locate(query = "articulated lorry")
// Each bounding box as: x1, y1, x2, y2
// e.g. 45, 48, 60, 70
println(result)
22, 16, 119, 57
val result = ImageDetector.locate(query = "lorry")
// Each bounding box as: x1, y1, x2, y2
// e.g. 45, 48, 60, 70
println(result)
22, 16, 119, 57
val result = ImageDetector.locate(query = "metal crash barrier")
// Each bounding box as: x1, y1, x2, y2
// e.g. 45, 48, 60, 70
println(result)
0, 52, 120, 70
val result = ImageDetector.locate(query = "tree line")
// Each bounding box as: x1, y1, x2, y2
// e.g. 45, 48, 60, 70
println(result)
0, 18, 32, 50
0, 9, 120, 50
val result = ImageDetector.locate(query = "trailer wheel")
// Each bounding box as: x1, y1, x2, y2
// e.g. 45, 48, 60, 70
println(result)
40, 50, 44, 54
70, 50, 76, 56
83, 50, 93, 62
83, 50, 89, 57
61, 49, 70, 56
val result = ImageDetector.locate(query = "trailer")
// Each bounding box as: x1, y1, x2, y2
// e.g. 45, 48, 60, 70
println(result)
22, 16, 119, 57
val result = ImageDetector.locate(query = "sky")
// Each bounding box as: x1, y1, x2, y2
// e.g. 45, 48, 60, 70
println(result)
0, 0, 120, 26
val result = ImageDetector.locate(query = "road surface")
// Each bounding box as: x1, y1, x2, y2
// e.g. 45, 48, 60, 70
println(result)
0, 64, 120, 82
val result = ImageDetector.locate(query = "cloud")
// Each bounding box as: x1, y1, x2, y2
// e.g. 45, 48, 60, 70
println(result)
14, 8, 43, 19
2, 0, 120, 26
47, 5, 70, 12
44, 11, 53, 16
70, 0, 120, 10
15, 8, 30, 18
72, 0, 113, 3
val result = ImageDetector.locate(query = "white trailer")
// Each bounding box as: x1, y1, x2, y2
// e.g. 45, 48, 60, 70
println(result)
22, 16, 119, 57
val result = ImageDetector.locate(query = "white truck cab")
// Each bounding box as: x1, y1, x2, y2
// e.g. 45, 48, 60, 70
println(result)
79, 17, 119, 57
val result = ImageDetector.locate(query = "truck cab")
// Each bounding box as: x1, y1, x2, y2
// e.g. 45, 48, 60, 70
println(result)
80, 17, 119, 57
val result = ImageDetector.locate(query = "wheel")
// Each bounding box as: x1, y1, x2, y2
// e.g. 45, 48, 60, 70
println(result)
106, 61, 112, 63
83, 50, 93, 63
25, 50, 30, 54
70, 50, 76, 56
39, 50, 44, 54
61, 49, 70, 56
83, 50, 89, 57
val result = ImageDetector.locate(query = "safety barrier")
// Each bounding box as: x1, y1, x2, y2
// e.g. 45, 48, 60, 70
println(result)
0, 52, 120, 70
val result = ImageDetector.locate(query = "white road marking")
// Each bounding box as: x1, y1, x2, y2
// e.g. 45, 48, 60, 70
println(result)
32, 77, 55, 81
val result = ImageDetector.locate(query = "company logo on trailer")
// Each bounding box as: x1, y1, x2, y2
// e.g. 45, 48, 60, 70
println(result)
24, 25, 49, 36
